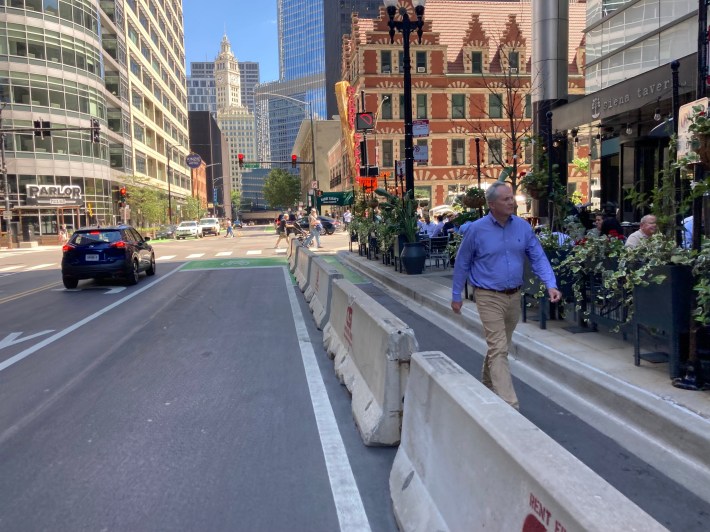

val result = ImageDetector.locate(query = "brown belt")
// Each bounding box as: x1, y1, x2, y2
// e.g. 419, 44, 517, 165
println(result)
475, 286, 521, 295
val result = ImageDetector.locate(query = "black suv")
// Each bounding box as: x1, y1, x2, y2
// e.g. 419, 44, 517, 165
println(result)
61, 225, 156, 288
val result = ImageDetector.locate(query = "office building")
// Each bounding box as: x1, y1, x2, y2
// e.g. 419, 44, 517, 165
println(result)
0, 0, 189, 243
187, 60, 260, 115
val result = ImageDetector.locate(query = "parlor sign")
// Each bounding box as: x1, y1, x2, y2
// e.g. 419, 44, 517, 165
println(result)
25, 184, 83, 206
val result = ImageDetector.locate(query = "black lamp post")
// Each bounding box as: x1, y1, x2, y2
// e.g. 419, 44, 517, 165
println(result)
384, 0, 425, 196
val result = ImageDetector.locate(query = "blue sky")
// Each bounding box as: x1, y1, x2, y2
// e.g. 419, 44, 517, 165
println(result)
183, 0, 280, 82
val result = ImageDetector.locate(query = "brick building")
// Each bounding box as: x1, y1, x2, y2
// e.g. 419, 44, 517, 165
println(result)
334, 0, 587, 208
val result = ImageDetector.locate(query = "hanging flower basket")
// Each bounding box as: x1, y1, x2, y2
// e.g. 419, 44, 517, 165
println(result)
462, 196, 485, 208
525, 185, 546, 200
418, 200, 429, 208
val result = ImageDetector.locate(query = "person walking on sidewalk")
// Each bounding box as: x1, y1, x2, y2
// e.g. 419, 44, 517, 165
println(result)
302, 208, 323, 248
450, 182, 561, 410
274, 215, 289, 249
225, 219, 234, 238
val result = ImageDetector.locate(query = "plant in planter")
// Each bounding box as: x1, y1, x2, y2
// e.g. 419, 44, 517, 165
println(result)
375, 188, 425, 274
462, 186, 486, 208
519, 169, 550, 199
692, 240, 710, 326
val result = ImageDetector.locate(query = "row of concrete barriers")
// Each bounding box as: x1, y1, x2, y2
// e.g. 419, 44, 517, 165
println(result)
287, 237, 664, 530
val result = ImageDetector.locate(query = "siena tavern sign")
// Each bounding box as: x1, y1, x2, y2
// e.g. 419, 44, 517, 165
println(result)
25, 184, 83, 206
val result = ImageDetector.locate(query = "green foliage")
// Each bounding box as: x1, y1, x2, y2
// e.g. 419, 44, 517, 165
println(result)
230, 189, 241, 216
183, 196, 203, 221
572, 157, 589, 173
124, 176, 167, 226
692, 241, 710, 325
374, 188, 418, 243
262, 169, 301, 208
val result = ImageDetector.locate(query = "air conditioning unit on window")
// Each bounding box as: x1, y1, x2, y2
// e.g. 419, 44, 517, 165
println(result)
508, 67, 518, 74
382, 66, 391, 73
417, 67, 426, 73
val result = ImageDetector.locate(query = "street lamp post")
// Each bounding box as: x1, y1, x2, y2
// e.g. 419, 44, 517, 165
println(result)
384, 0, 426, 196
166, 142, 177, 224
0, 103, 11, 248
475, 137, 481, 188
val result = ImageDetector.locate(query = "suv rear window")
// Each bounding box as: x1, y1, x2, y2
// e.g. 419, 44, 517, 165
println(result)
71, 230, 121, 246
200, 218, 218, 224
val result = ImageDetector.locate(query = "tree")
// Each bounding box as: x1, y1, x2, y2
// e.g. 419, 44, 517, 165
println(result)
230, 189, 241, 218
262, 168, 301, 209
123, 175, 167, 227
183, 196, 203, 221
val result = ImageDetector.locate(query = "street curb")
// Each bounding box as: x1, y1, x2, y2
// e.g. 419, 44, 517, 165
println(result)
339, 251, 710, 505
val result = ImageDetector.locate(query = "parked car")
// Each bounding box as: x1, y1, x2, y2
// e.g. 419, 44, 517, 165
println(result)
155, 224, 177, 240
61, 225, 155, 288
232, 218, 243, 229
296, 215, 340, 235
199, 217, 221, 236
175, 221, 203, 239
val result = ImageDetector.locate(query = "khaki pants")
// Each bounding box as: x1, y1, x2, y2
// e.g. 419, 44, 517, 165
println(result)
474, 289, 521, 410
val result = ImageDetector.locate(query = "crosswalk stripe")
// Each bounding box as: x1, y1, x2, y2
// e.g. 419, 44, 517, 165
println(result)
26, 263, 56, 270
215, 251, 233, 256
0, 265, 22, 271
186, 253, 204, 258
246, 250, 262, 256
156, 255, 176, 260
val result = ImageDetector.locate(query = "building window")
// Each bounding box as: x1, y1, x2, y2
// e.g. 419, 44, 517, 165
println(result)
508, 51, 519, 70
488, 138, 502, 164
399, 93, 405, 119
489, 94, 503, 118
381, 94, 392, 119
416, 139, 427, 166
525, 94, 532, 119
398, 51, 404, 72
416, 94, 427, 119
415, 51, 427, 73
382, 139, 393, 167
472, 51, 483, 74
452, 94, 466, 119
451, 139, 465, 166
381, 50, 392, 73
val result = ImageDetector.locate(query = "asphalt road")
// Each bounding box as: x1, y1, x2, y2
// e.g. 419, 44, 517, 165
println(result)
0, 230, 397, 532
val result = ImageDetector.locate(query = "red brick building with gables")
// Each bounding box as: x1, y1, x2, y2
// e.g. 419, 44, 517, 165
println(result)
333, 0, 587, 208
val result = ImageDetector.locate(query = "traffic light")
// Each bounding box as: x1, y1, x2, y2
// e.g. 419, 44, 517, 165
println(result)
238, 153, 244, 168
317, 189, 323, 197
91, 118, 100, 143
119, 187, 126, 203
33, 120, 50, 138
291, 154, 297, 168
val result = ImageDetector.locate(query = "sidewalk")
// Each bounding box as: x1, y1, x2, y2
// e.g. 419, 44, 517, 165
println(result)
338, 250, 710, 505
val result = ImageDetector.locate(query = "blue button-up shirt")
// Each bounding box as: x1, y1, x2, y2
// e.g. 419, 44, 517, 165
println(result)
452, 213, 557, 302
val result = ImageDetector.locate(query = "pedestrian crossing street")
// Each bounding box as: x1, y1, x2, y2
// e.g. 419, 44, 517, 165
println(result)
0, 250, 288, 274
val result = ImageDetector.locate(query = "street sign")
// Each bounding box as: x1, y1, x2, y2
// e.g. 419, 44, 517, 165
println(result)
413, 144, 428, 163
412, 119, 429, 138
244, 163, 260, 169
356, 112, 375, 131
311, 181, 318, 189
2, 211, 11, 220
185, 153, 203, 168
357, 177, 377, 192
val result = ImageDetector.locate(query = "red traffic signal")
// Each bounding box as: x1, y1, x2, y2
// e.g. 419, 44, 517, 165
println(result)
238, 153, 244, 168
119, 187, 127, 202
291, 154, 297, 168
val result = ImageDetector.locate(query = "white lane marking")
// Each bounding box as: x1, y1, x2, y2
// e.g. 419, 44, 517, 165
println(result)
0, 265, 23, 271
186, 253, 204, 258
215, 251, 233, 257
246, 250, 262, 255
157, 255, 176, 260
0, 331, 55, 350
282, 267, 370, 532
0, 266, 181, 373
274, 249, 287, 254
26, 263, 56, 270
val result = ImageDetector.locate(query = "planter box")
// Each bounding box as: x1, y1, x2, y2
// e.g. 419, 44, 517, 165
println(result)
633, 264, 693, 378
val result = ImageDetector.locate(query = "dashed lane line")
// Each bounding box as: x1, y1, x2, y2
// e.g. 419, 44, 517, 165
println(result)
25, 263, 57, 270
215, 251, 233, 256
156, 255, 176, 261
186, 253, 205, 258
246, 250, 262, 255
0, 265, 23, 271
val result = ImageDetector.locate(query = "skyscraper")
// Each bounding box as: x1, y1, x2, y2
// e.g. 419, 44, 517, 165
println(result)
187, 60, 260, 115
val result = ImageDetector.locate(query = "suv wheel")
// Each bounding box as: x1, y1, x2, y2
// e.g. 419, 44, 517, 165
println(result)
63, 276, 78, 289
146, 255, 156, 276
126, 259, 140, 285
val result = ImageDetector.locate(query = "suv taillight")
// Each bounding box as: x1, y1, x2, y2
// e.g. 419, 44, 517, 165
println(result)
110, 241, 126, 248
62, 243, 74, 252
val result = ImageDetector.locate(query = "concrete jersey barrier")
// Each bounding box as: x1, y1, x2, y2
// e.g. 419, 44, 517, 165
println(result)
390, 351, 667, 532
323, 278, 418, 446
294, 245, 314, 292
305, 257, 343, 329
288, 237, 299, 273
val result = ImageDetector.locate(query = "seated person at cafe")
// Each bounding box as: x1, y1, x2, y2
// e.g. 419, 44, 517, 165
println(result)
625, 215, 657, 247
420, 215, 436, 237
600, 203, 624, 238
432, 215, 445, 237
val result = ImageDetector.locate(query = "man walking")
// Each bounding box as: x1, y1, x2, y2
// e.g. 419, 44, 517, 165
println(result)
451, 182, 561, 410
302, 208, 323, 249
